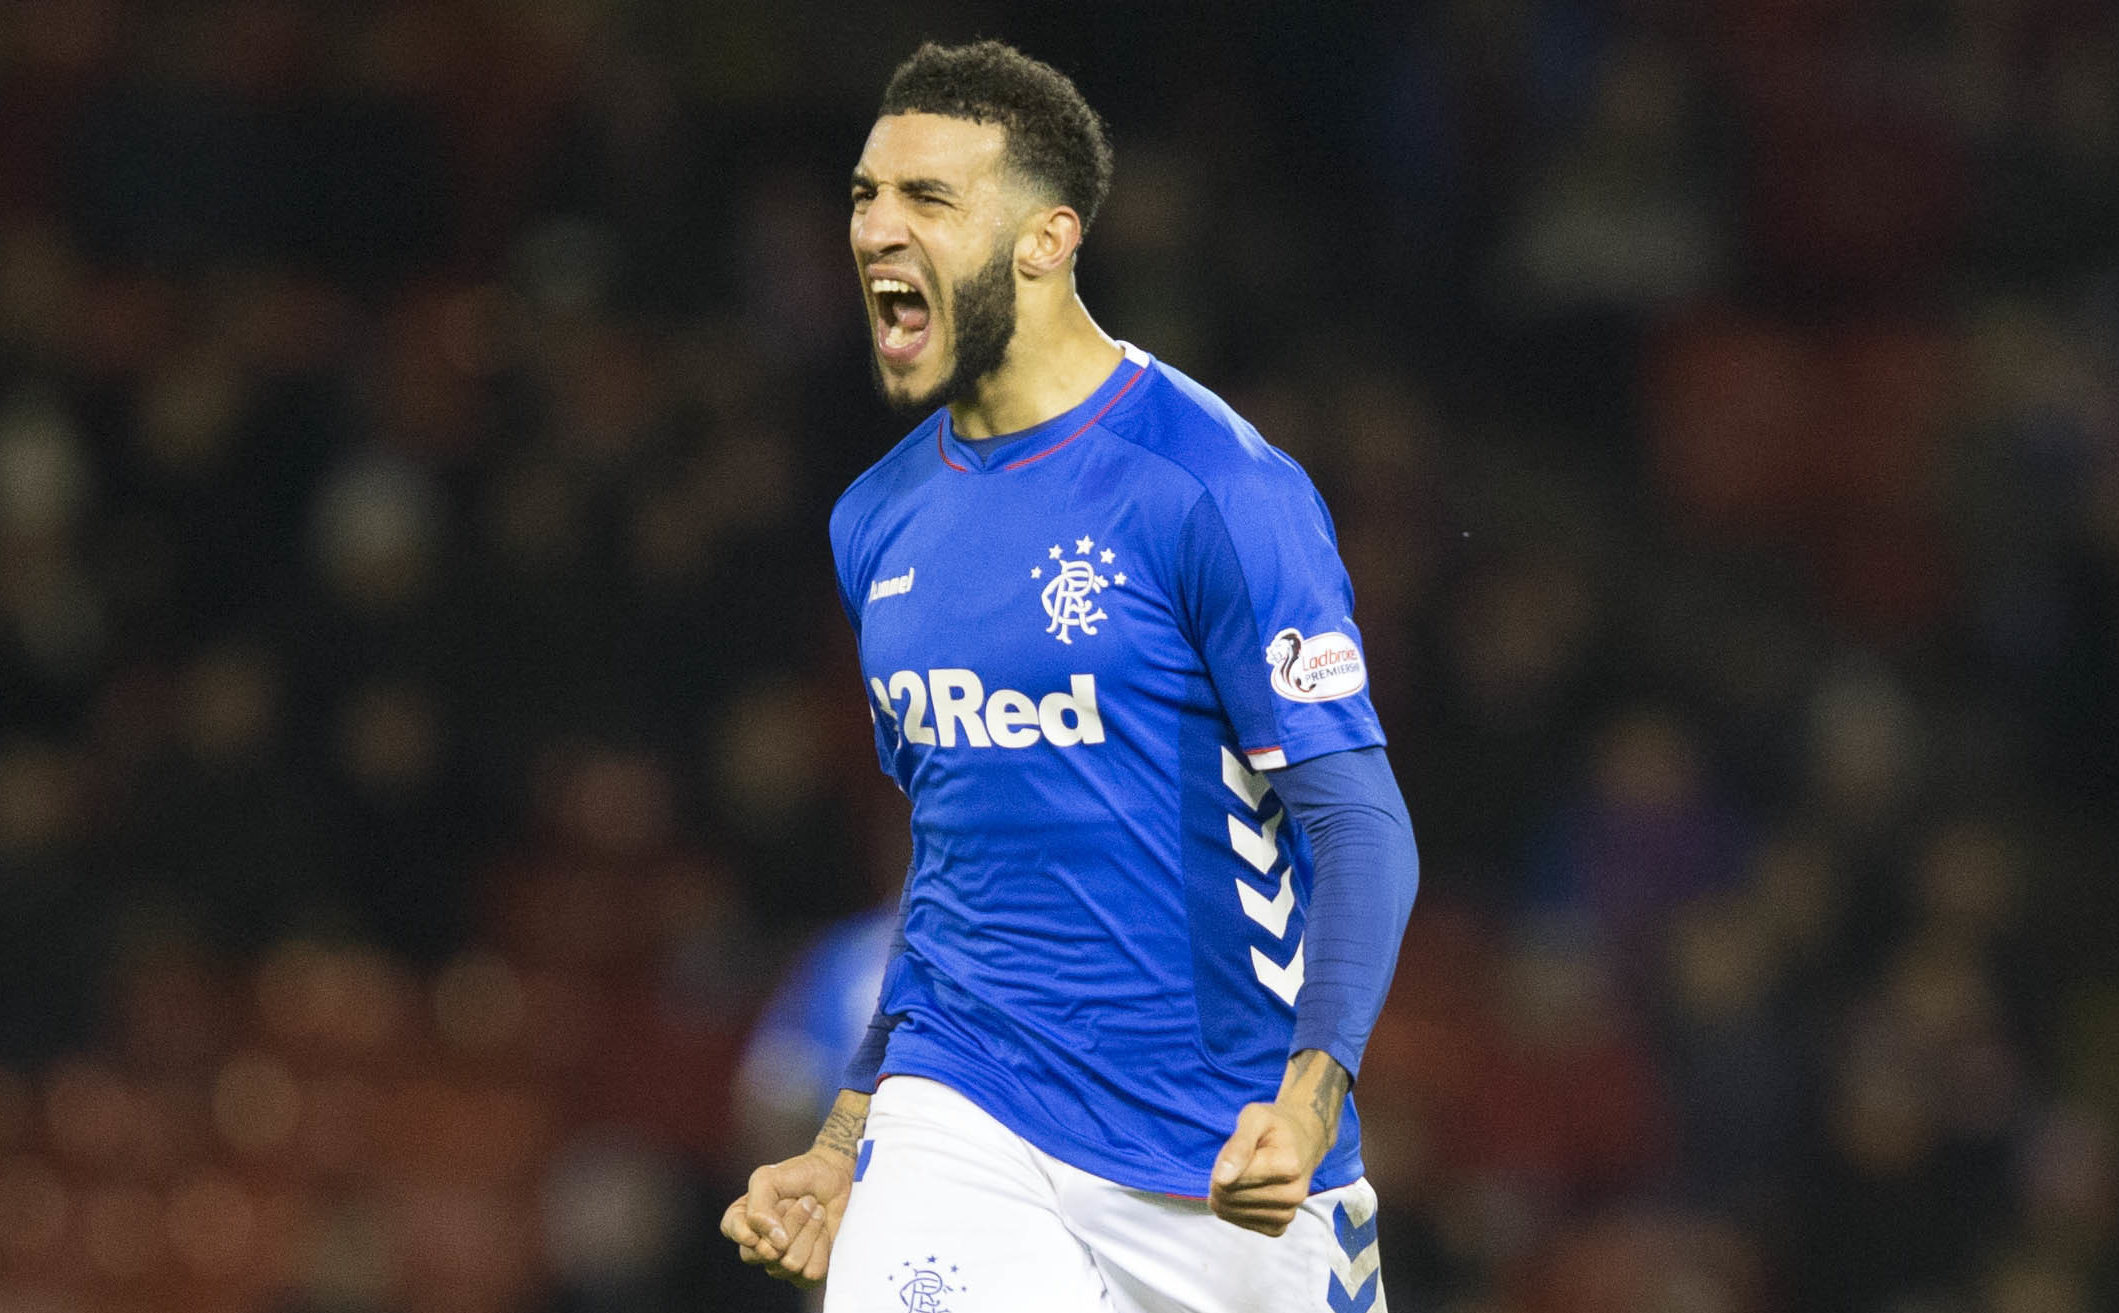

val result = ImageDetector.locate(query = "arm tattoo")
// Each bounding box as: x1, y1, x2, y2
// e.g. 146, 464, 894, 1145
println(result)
813, 1099, 868, 1161
1293, 1049, 1350, 1140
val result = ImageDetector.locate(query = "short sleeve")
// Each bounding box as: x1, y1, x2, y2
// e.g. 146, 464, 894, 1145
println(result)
1175, 467, 1386, 770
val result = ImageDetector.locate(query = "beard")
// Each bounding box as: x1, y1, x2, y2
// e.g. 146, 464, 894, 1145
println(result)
874, 238, 1017, 417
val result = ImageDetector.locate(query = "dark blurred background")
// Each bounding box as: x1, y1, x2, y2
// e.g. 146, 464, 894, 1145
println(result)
2, 1, 2116, 1310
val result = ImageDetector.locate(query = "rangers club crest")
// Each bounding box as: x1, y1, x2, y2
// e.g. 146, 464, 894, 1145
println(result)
889, 1257, 964, 1312
1031, 535, 1127, 643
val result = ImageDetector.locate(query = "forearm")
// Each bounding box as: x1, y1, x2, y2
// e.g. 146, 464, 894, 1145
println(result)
813, 1088, 871, 1163
1275, 1048, 1350, 1146
840, 873, 913, 1093
1271, 746, 1419, 1078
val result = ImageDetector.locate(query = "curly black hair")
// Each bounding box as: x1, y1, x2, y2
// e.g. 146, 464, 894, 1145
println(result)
879, 40, 1115, 235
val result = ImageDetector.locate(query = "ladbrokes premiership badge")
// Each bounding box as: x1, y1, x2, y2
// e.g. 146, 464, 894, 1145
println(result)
1031, 535, 1127, 644
1266, 626, 1367, 701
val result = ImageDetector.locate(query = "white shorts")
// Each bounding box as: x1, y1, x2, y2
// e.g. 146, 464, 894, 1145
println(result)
822, 1076, 1386, 1313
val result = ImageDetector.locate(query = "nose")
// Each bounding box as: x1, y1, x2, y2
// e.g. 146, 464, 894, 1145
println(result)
852, 187, 908, 257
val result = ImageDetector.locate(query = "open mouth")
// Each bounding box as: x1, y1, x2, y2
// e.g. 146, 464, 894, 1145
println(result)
870, 276, 932, 364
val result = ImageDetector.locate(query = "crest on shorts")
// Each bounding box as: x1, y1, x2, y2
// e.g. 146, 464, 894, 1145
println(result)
1030, 535, 1127, 644
889, 1257, 962, 1312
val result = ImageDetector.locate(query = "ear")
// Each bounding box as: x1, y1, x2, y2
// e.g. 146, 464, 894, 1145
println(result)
1015, 204, 1084, 280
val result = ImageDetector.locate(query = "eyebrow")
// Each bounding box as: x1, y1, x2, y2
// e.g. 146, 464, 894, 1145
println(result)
849, 171, 960, 199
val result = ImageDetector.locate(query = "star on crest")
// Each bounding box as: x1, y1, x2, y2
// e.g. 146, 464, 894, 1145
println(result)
1114, 572, 1127, 586
1075, 535, 1094, 555
1030, 566, 1042, 578
1099, 547, 1115, 564
1048, 545, 1063, 560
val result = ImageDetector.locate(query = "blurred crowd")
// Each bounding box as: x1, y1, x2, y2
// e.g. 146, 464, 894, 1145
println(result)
1, 2, 2116, 1311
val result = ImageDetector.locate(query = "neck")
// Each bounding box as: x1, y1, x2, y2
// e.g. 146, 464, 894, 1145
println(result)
948, 294, 1123, 439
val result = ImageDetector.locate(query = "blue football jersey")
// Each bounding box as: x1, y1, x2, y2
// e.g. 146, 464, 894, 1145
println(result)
829, 344, 1387, 1195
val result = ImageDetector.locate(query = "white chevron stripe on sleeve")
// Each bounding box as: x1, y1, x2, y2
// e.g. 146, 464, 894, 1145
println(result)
1221, 745, 1273, 810
1235, 867, 1295, 938
1226, 809, 1282, 876
1250, 937, 1304, 1005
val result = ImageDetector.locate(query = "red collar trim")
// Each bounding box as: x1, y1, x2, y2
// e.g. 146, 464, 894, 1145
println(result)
936, 363, 1148, 473
937, 426, 966, 472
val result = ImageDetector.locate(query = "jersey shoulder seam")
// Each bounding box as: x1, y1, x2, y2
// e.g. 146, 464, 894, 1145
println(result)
1099, 365, 1306, 532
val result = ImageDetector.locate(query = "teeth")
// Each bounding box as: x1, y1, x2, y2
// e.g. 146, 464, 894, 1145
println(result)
870, 278, 915, 295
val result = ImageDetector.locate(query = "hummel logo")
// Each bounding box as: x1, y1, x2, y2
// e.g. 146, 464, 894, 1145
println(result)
867, 567, 916, 603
